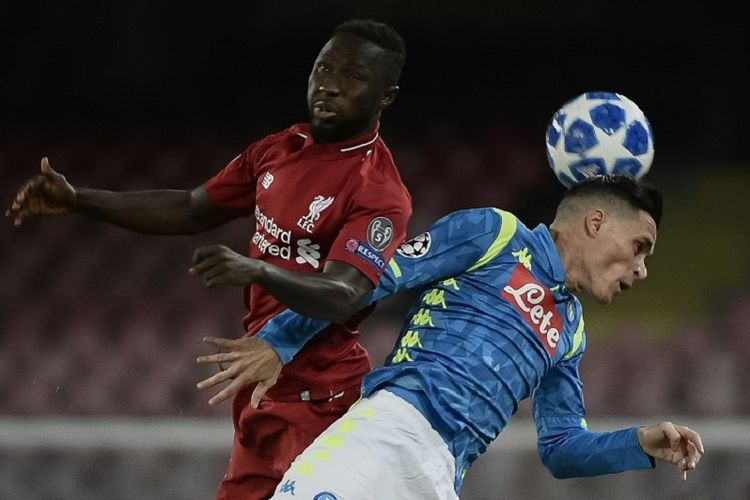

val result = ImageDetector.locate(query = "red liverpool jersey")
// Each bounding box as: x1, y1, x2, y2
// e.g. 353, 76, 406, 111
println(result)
205, 123, 412, 401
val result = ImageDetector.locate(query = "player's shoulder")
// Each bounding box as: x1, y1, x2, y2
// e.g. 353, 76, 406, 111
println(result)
361, 137, 401, 180
236, 123, 308, 168
458, 207, 528, 230
441, 206, 504, 222
254, 123, 307, 148
247, 123, 309, 149
351, 140, 411, 205
431, 207, 518, 236
458, 209, 541, 262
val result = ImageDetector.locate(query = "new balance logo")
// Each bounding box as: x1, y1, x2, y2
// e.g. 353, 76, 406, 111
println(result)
261, 172, 274, 189
296, 238, 321, 268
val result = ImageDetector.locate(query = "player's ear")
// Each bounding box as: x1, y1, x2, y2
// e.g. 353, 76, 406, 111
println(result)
380, 85, 399, 110
584, 208, 606, 238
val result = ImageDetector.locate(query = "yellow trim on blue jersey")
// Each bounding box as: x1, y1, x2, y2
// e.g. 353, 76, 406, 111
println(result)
564, 317, 585, 360
388, 258, 402, 278
467, 209, 518, 272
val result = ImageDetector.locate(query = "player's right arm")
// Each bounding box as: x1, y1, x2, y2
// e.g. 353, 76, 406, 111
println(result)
6, 157, 237, 234
532, 346, 704, 481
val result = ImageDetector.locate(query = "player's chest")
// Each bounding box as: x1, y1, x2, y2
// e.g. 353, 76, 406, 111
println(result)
455, 262, 580, 361
253, 156, 360, 238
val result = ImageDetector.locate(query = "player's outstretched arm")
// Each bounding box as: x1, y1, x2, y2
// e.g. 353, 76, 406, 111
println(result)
6, 157, 75, 225
637, 422, 704, 481
6, 157, 236, 234
534, 353, 704, 481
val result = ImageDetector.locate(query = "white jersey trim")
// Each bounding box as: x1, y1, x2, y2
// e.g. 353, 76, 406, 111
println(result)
340, 134, 379, 152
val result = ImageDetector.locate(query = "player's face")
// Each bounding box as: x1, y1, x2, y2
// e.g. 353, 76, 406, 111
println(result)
583, 209, 657, 304
307, 33, 395, 143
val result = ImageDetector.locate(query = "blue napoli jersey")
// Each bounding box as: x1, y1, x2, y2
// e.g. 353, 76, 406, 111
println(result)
256, 208, 653, 493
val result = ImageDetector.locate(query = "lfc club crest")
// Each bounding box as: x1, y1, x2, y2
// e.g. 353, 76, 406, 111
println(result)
297, 195, 334, 233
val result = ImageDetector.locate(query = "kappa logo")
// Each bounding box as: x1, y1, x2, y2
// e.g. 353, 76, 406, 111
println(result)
501, 264, 562, 357
296, 238, 321, 269
261, 171, 274, 189
278, 479, 296, 495
298, 195, 335, 233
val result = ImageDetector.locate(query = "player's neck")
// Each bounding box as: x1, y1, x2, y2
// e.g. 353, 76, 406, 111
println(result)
310, 117, 380, 144
549, 226, 582, 293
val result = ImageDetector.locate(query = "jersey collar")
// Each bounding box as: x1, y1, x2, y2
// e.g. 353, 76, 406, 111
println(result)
292, 122, 380, 159
532, 224, 567, 288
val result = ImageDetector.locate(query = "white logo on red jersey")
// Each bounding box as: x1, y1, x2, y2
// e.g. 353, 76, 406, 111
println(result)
252, 206, 292, 257
253, 206, 319, 269
298, 195, 335, 233
261, 172, 274, 189
501, 265, 561, 357
295, 239, 321, 268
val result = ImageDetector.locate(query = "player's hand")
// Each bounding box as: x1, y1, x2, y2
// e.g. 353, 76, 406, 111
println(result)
6, 157, 76, 226
189, 244, 265, 287
637, 421, 704, 481
196, 336, 282, 407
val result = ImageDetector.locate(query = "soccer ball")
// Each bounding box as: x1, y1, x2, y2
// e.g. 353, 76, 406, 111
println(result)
545, 91, 654, 187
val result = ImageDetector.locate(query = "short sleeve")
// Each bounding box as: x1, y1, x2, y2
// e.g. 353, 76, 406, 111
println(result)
370, 208, 505, 301
326, 177, 412, 284
204, 147, 257, 215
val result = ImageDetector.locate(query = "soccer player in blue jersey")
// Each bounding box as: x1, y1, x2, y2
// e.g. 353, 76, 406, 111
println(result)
197, 175, 704, 499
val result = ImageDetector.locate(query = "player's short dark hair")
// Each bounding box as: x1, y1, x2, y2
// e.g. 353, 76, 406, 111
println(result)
560, 175, 663, 228
333, 19, 406, 85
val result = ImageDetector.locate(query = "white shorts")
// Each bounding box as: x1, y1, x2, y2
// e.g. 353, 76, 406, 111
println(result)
270, 389, 458, 500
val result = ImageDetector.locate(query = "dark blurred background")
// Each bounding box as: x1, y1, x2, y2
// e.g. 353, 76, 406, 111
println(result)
1, 2, 749, 499
4, 1, 749, 163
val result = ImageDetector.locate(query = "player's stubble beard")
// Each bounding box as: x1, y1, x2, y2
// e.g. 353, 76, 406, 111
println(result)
309, 108, 380, 144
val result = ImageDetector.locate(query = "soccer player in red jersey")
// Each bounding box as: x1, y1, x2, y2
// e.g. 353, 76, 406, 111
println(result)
7, 19, 411, 500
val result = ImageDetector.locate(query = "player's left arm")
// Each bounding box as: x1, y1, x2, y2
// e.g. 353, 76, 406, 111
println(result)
532, 341, 704, 481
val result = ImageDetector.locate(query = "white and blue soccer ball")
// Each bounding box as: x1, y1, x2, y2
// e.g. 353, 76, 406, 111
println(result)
545, 91, 654, 187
